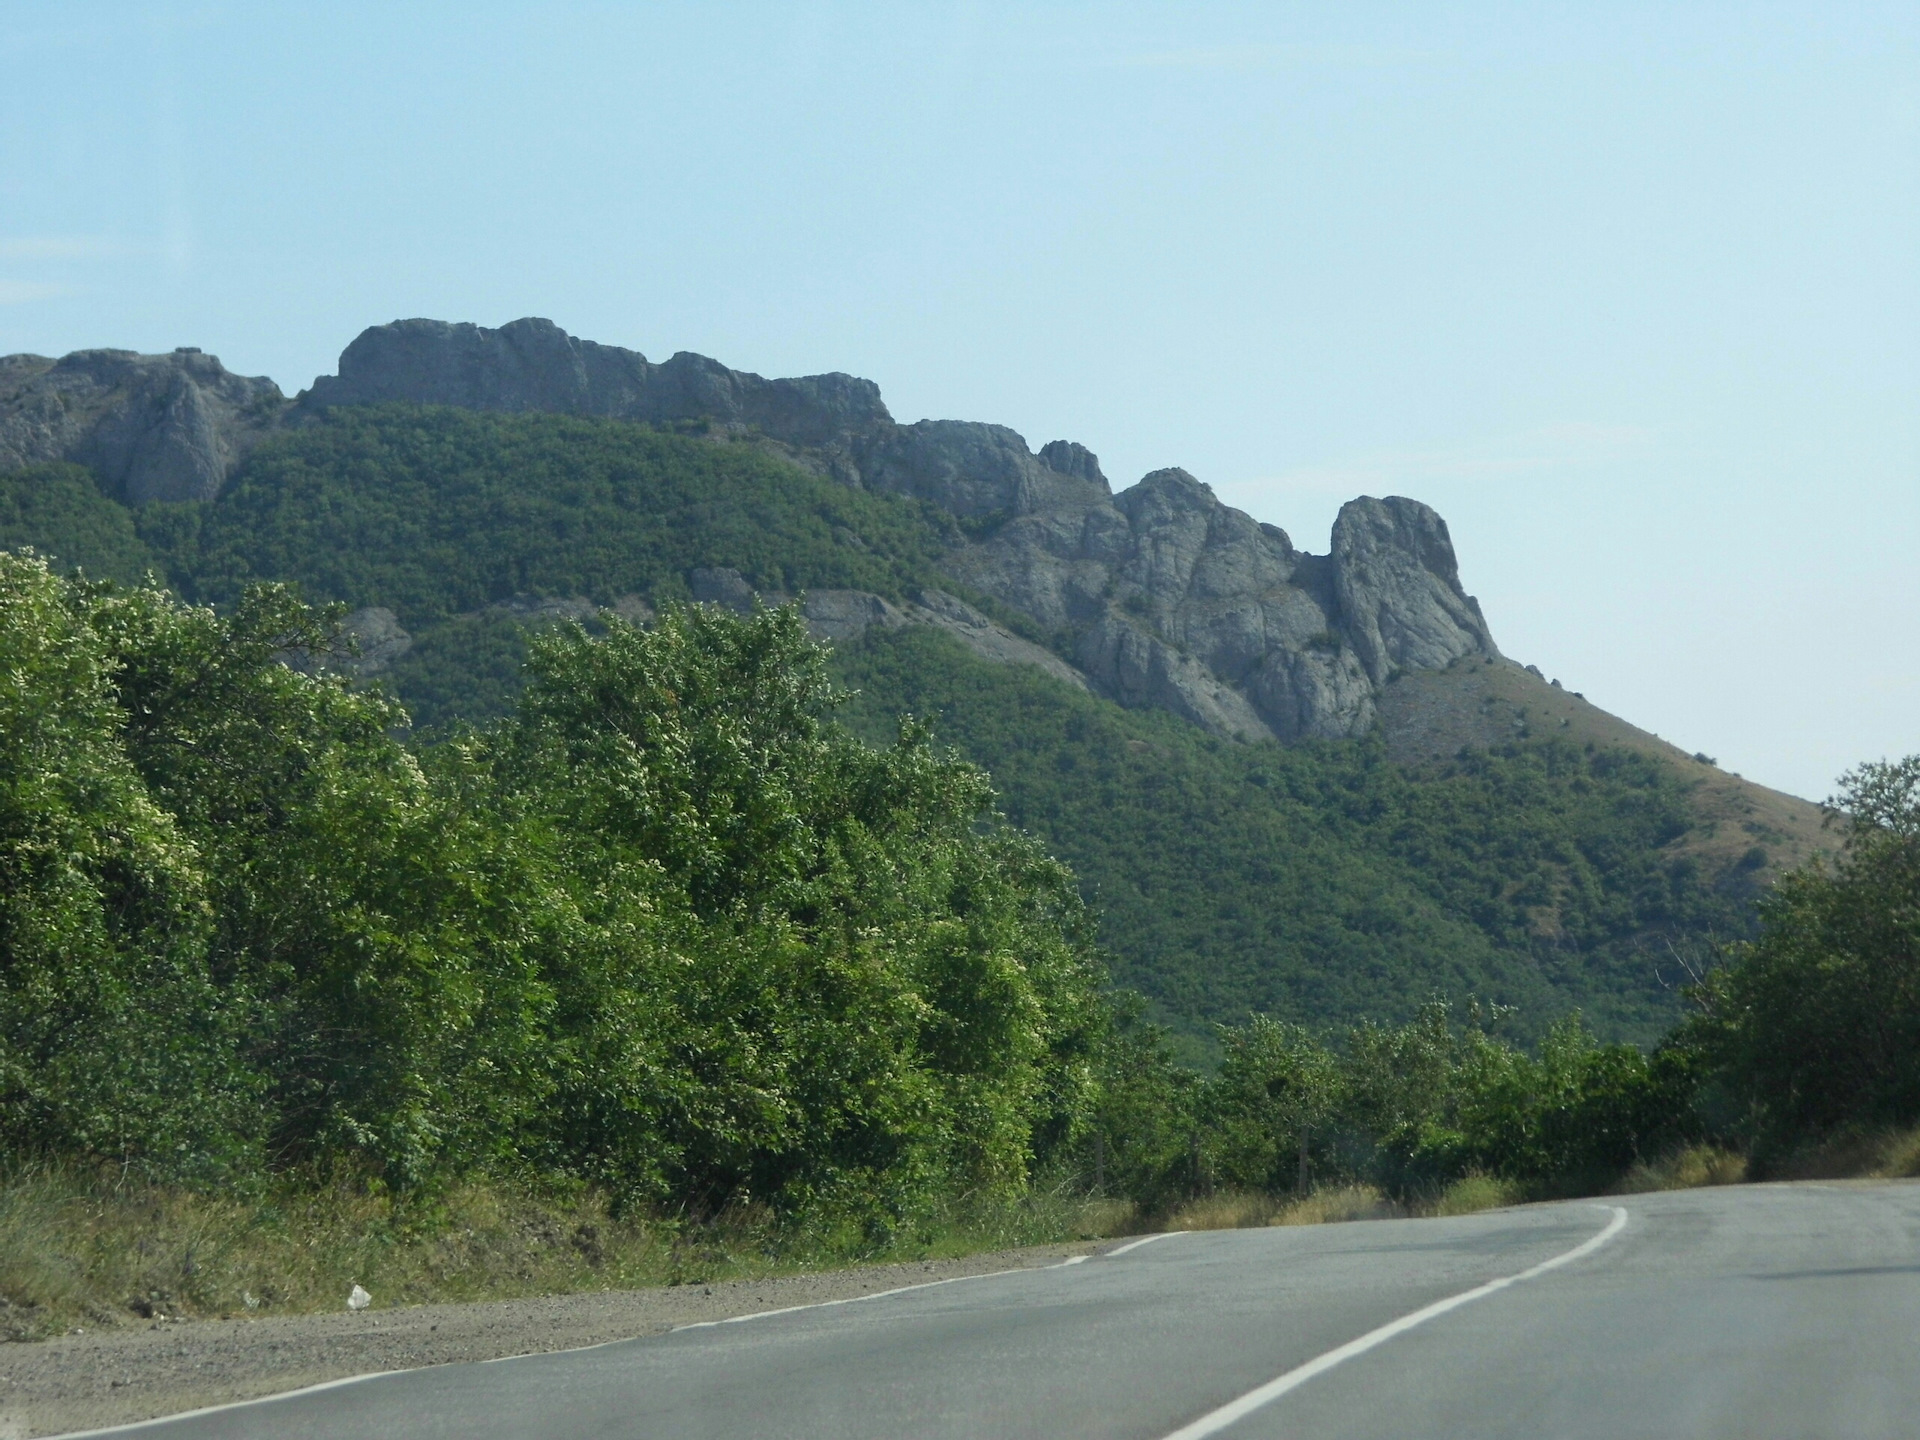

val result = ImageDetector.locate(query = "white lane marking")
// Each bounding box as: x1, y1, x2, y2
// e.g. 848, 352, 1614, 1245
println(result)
670, 1231, 1167, 1334
672, 1249, 1100, 1332
42, 1369, 419, 1438
1104, 1232, 1175, 1258
50, 1229, 1173, 1435
49, 1248, 1117, 1436
1156, 1204, 1630, 1440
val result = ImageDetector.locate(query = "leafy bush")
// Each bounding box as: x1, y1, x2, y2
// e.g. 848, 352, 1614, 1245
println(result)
485, 604, 1104, 1214
1082, 1000, 1704, 1210
0, 554, 258, 1181
0, 562, 1105, 1226
1692, 759, 1920, 1157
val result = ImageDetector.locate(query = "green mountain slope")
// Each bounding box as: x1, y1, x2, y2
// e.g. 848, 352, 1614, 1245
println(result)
0, 463, 165, 585
149, 405, 958, 620
834, 626, 1747, 1048
0, 404, 1764, 1045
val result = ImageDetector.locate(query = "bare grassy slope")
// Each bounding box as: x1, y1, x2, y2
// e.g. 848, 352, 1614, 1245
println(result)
1378, 657, 1830, 896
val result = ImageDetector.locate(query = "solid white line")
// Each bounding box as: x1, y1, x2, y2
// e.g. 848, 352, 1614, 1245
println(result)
671, 1248, 1100, 1332
50, 1250, 1108, 1437
1103, 1232, 1175, 1258
670, 1232, 1166, 1335
42, 1369, 421, 1439
1155, 1204, 1630, 1440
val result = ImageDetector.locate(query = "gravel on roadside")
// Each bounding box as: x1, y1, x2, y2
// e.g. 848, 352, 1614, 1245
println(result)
0, 1239, 1107, 1438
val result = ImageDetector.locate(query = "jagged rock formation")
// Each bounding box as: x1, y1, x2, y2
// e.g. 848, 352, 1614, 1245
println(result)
0, 316, 1500, 742
296, 318, 1496, 740
690, 568, 1090, 692
0, 347, 284, 503
305, 318, 1104, 520
945, 468, 1498, 741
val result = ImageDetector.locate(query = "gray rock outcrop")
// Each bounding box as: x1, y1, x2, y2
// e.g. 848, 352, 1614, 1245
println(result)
944, 467, 1489, 741
0, 347, 285, 503
339, 607, 413, 675
685, 568, 1089, 692
1330, 496, 1497, 684
302, 318, 1106, 520
1, 316, 1500, 744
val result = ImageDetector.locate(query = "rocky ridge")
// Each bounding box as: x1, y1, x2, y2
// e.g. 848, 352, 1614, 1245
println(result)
0, 347, 283, 503
0, 317, 1500, 742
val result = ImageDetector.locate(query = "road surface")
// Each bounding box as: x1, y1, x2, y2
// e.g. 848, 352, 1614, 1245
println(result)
64, 1180, 1920, 1440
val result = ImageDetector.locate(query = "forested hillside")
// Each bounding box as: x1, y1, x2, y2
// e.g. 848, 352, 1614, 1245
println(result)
0, 404, 1768, 1045
5, 402, 1918, 1311
835, 628, 1747, 1047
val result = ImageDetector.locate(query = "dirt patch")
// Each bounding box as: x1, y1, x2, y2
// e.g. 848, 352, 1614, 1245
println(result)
0, 1239, 1105, 1437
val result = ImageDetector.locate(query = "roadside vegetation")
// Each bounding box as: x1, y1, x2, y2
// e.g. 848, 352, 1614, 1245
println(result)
0, 408, 1775, 1043
1, 550, 1916, 1338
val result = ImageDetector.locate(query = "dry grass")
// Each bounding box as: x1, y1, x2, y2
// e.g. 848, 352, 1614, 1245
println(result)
1417, 1174, 1521, 1217
1162, 1191, 1280, 1231
1269, 1185, 1400, 1226
1160, 1175, 1528, 1233
1763, 1125, 1920, 1182
1612, 1144, 1749, 1194
1162, 1185, 1400, 1232
0, 1167, 1134, 1342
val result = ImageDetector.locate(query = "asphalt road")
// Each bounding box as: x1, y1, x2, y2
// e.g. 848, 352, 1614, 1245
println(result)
67, 1180, 1920, 1440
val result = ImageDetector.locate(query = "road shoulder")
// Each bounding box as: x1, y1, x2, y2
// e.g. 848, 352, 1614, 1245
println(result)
2, 1239, 1103, 1438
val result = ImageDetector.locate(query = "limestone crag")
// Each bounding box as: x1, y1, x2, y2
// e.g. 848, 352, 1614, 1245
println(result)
0, 316, 1500, 743
305, 318, 1106, 520
0, 347, 285, 503
945, 468, 1485, 741
1331, 496, 1498, 685
688, 567, 1089, 692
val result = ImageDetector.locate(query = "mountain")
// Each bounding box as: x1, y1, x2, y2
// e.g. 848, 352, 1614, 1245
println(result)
0, 320, 1828, 1044
1, 318, 1497, 743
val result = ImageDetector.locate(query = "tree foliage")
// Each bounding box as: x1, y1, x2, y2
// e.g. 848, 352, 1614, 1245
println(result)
0, 558, 1102, 1220
0, 408, 1768, 1039
0, 464, 162, 585
1693, 759, 1920, 1153
835, 625, 1752, 1044
150, 404, 957, 625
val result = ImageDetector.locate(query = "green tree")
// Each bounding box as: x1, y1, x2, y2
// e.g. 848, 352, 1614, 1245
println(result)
80, 579, 554, 1186
1697, 758, 1920, 1152
1080, 995, 1201, 1206
490, 603, 1105, 1215
1203, 1017, 1342, 1194
0, 553, 257, 1180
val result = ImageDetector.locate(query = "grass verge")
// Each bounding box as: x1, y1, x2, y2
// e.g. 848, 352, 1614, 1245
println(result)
1163, 1185, 1402, 1232
1159, 1174, 1532, 1233
1760, 1125, 1920, 1182
1419, 1174, 1522, 1216
1611, 1144, 1749, 1194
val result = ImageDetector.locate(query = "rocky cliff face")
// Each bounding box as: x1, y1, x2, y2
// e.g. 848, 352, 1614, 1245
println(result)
943, 469, 1495, 741
0, 347, 284, 503
305, 317, 1106, 520
0, 316, 1500, 741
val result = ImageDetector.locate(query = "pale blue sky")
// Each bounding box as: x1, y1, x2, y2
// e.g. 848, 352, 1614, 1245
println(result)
3, 2, 1915, 800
